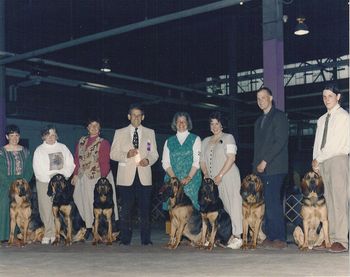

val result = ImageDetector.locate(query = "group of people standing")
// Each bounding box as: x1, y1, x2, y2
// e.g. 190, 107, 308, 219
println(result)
0, 85, 348, 253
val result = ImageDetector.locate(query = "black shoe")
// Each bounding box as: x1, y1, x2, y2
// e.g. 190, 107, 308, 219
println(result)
142, 241, 153, 246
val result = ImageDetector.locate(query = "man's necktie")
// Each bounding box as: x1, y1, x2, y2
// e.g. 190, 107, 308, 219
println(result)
320, 113, 330, 149
133, 128, 139, 149
260, 114, 267, 129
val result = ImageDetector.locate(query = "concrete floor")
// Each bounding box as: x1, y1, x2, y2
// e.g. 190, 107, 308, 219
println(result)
0, 228, 349, 277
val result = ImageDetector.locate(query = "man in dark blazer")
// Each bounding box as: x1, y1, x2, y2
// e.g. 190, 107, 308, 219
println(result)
110, 104, 159, 245
253, 87, 289, 249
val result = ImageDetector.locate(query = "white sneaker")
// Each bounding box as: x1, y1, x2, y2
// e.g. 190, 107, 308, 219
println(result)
227, 237, 243, 249
41, 237, 51, 245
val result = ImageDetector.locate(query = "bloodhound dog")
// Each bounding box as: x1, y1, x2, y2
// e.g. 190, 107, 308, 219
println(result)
240, 174, 266, 250
8, 178, 32, 246
159, 177, 201, 249
92, 177, 119, 245
48, 174, 86, 246
293, 171, 331, 250
198, 178, 232, 250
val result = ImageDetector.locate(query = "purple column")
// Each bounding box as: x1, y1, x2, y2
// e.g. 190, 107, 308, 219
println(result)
263, 39, 284, 110
262, 0, 285, 111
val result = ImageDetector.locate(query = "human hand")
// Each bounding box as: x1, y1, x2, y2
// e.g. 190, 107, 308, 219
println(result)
257, 160, 267, 173
181, 176, 192, 185
213, 174, 222, 185
312, 159, 319, 173
127, 149, 138, 158
139, 159, 149, 167
71, 175, 78, 186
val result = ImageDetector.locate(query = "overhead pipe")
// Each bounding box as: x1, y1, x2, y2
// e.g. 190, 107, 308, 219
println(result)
6, 68, 228, 112
0, 50, 245, 103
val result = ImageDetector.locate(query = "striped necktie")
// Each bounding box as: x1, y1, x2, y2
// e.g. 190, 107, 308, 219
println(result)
320, 114, 330, 149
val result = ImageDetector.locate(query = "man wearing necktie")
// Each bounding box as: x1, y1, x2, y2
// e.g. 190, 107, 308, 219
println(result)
110, 104, 159, 245
312, 84, 350, 253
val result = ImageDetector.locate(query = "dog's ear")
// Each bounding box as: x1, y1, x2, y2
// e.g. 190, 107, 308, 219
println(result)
47, 182, 53, 197
24, 180, 32, 200
9, 181, 17, 200
315, 175, 325, 196
255, 176, 263, 192
240, 177, 248, 196
94, 182, 99, 200
300, 173, 310, 197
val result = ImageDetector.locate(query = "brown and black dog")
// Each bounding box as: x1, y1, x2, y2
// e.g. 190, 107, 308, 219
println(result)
240, 174, 266, 250
293, 171, 331, 250
92, 177, 119, 245
8, 178, 44, 246
47, 174, 86, 246
8, 178, 32, 246
198, 178, 232, 250
159, 177, 202, 249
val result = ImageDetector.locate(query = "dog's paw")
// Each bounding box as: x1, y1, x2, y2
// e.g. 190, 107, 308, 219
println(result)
64, 239, 72, 246
51, 240, 60, 246
249, 243, 257, 250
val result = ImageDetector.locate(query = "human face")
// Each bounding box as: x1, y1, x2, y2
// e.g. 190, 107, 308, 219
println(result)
44, 129, 58, 145
210, 119, 223, 136
87, 121, 100, 137
176, 116, 188, 133
128, 108, 144, 128
323, 89, 340, 112
257, 90, 273, 113
6, 132, 20, 146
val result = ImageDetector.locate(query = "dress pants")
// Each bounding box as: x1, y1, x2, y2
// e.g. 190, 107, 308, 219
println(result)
118, 172, 152, 244
259, 173, 286, 241
36, 180, 55, 238
319, 155, 349, 249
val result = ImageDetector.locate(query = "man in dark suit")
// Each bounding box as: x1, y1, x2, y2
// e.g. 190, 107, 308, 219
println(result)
253, 87, 289, 249
110, 104, 159, 245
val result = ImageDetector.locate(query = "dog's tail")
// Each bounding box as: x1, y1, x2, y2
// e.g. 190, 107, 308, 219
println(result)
188, 209, 202, 235
216, 209, 232, 244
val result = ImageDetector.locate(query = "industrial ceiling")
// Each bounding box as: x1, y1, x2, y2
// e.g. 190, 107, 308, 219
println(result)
2, 0, 349, 135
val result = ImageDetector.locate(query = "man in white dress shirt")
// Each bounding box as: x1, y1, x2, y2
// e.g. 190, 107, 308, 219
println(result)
312, 84, 350, 253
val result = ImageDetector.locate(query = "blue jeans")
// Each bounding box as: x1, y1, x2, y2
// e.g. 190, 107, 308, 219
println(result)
259, 173, 286, 241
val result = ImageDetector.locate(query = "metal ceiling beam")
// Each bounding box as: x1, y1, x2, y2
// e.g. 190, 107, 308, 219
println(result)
6, 68, 229, 112
0, 49, 245, 104
28, 57, 243, 102
0, 0, 251, 66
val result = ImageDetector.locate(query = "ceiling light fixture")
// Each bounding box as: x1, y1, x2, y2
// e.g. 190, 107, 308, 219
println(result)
100, 58, 111, 73
294, 17, 309, 36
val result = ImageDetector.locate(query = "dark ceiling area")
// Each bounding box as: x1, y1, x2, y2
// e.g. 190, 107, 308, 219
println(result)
2, 0, 349, 136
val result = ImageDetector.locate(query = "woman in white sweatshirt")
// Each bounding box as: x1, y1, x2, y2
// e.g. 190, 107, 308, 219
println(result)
33, 125, 75, 244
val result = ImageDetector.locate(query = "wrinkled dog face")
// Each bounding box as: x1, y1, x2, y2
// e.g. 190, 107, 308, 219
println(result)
301, 171, 324, 199
96, 178, 112, 203
240, 174, 264, 204
200, 178, 216, 203
11, 178, 31, 199
159, 177, 180, 201
48, 174, 68, 197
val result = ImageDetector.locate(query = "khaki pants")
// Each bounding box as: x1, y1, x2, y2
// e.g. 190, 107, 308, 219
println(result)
320, 155, 349, 249
36, 180, 55, 238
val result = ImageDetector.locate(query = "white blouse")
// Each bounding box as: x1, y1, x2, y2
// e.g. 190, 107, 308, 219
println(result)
162, 130, 201, 170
